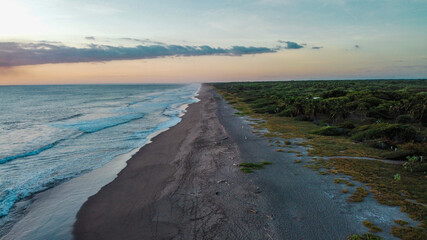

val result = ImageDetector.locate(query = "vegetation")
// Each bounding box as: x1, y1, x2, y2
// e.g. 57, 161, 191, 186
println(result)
334, 178, 355, 187
213, 80, 427, 239
239, 161, 272, 173
362, 220, 383, 233
214, 80, 426, 160
348, 187, 369, 202
347, 233, 383, 240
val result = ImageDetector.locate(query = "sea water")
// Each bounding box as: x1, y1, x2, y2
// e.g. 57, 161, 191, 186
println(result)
0, 84, 200, 234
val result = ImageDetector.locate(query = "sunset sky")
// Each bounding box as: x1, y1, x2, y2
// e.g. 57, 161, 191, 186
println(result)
1, 0, 426, 85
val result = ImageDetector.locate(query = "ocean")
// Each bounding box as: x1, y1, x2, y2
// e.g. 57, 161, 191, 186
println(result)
0, 83, 200, 236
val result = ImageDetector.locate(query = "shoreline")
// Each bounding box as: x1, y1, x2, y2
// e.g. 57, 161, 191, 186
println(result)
73, 84, 410, 239
73, 84, 271, 239
1, 85, 201, 240
4, 84, 412, 239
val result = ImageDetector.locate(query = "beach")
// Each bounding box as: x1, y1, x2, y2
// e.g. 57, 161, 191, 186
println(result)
73, 85, 272, 239
73, 85, 409, 239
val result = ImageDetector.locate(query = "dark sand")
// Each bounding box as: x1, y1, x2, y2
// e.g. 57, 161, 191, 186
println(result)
74, 85, 271, 239
75, 85, 407, 239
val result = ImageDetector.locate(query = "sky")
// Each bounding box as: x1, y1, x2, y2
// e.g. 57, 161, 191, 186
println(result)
0, 0, 426, 85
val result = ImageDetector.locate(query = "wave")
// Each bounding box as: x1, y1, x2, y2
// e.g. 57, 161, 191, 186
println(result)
0, 114, 147, 164
51, 113, 83, 122
60, 113, 146, 133
0, 83, 202, 225
0, 139, 63, 164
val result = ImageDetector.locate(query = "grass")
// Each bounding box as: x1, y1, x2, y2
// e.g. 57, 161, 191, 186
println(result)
362, 220, 383, 233
329, 157, 427, 237
348, 187, 369, 202
391, 226, 427, 240
394, 220, 409, 226
347, 233, 383, 240
239, 161, 272, 173
334, 178, 355, 187
240, 167, 254, 173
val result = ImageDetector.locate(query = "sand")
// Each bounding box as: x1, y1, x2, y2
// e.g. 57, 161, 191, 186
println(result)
73, 85, 271, 239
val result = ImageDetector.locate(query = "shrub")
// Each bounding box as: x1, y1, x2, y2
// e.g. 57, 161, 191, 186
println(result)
351, 123, 417, 142
401, 142, 427, 156
311, 126, 346, 136
322, 88, 347, 98
340, 121, 356, 129
294, 115, 312, 121
278, 107, 295, 117
254, 105, 279, 114
397, 114, 413, 124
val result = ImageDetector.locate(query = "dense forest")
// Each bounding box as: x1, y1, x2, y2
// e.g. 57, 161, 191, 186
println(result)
214, 80, 426, 161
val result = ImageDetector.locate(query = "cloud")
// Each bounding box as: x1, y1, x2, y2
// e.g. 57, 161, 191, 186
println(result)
119, 38, 165, 45
0, 41, 277, 67
312, 46, 323, 49
278, 40, 304, 49
85, 36, 96, 40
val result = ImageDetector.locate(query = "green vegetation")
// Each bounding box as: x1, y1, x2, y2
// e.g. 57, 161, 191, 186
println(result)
214, 80, 427, 238
347, 233, 383, 240
214, 80, 426, 160
327, 157, 427, 237
311, 126, 347, 136
239, 161, 272, 173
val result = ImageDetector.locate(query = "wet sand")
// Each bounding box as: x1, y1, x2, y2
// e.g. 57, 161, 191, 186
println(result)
74, 85, 408, 239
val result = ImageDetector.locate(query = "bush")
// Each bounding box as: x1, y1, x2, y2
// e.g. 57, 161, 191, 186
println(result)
351, 123, 417, 142
321, 88, 347, 98
400, 142, 427, 156
278, 107, 295, 117
397, 114, 413, 124
364, 140, 394, 150
311, 126, 346, 136
340, 121, 356, 129
294, 115, 312, 121
254, 105, 279, 114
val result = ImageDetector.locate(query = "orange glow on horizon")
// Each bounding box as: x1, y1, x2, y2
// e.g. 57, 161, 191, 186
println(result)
0, 50, 413, 85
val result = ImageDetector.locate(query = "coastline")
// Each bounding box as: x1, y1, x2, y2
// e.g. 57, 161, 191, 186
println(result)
73, 84, 272, 239
1, 84, 200, 240
75, 84, 411, 239
5, 83, 411, 239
